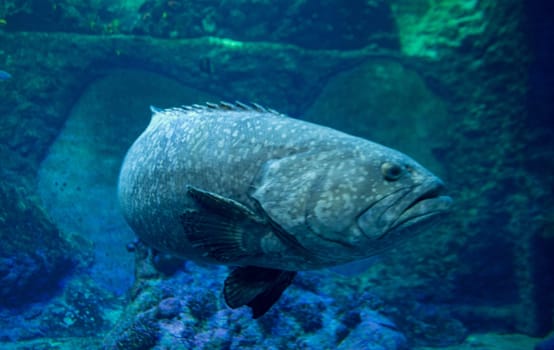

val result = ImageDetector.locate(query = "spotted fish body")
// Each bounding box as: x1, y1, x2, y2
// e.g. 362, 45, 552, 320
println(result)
118, 102, 452, 318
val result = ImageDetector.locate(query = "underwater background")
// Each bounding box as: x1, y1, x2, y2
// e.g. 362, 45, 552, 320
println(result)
0, 0, 553, 349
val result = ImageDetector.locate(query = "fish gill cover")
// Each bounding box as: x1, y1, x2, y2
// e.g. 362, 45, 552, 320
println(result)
0, 0, 552, 349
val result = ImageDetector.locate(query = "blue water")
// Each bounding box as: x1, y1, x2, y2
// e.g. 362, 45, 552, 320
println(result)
0, 70, 11, 80
0, 1, 552, 349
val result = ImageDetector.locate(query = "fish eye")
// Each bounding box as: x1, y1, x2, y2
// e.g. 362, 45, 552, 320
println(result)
381, 162, 404, 181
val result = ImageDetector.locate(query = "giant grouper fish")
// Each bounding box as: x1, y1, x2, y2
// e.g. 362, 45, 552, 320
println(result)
118, 101, 452, 318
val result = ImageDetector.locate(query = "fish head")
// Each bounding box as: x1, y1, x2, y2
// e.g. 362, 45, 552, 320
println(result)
305, 143, 452, 260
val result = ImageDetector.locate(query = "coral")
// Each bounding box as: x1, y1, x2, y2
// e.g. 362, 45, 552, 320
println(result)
37, 277, 116, 338
186, 290, 219, 322
335, 311, 362, 343
111, 312, 160, 350
287, 297, 326, 333
156, 297, 181, 319
0, 276, 121, 343
101, 247, 410, 349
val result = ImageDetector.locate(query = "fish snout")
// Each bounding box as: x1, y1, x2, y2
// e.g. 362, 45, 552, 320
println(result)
391, 179, 452, 231
356, 178, 452, 242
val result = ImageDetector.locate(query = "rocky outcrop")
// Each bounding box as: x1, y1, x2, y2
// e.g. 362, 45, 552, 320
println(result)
0, 183, 91, 306
4, 0, 398, 50
102, 243, 411, 350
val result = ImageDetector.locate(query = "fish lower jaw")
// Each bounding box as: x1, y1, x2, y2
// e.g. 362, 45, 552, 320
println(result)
391, 195, 452, 231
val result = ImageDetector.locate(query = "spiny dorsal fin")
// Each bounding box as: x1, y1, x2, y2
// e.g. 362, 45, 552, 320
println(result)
218, 101, 236, 110
251, 103, 267, 113
198, 101, 280, 115
164, 101, 282, 116
234, 101, 251, 110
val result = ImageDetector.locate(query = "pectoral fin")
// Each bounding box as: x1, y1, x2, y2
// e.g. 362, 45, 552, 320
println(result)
180, 186, 264, 263
180, 209, 251, 263
223, 266, 297, 318
187, 185, 261, 222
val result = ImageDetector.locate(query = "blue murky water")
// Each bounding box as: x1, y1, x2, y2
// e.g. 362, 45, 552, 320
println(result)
0, 1, 552, 349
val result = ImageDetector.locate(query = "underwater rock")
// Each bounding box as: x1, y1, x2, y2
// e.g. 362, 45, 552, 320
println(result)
302, 0, 552, 340
418, 1, 552, 338
403, 303, 467, 347
152, 251, 185, 276
186, 290, 219, 322
0, 184, 92, 307
36, 277, 118, 338
536, 335, 554, 350
0, 276, 121, 343
5, 0, 398, 50
390, 0, 486, 58
280, 295, 326, 333
156, 297, 181, 319
107, 310, 161, 350
303, 59, 450, 177
336, 310, 409, 350
103, 244, 411, 349
335, 310, 362, 343
138, 0, 399, 50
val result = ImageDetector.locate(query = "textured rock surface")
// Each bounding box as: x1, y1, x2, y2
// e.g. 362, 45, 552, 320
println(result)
536, 335, 554, 350
0, 184, 92, 307
414, 1, 552, 337
415, 333, 541, 350
328, 0, 553, 339
4, 0, 398, 50
391, 0, 486, 58
102, 243, 410, 350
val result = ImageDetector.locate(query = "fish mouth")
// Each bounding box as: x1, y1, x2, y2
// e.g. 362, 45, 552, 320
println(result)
356, 181, 452, 241
389, 182, 452, 232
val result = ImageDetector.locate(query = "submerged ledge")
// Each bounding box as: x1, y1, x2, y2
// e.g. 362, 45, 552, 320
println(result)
0, 31, 407, 168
